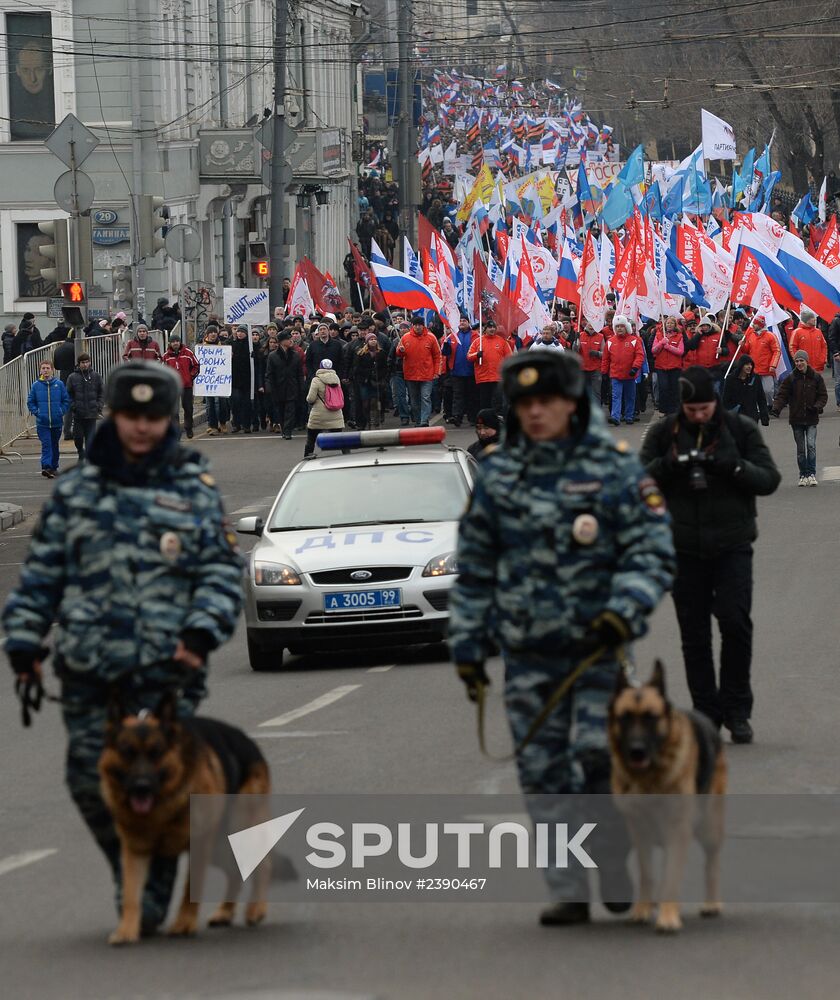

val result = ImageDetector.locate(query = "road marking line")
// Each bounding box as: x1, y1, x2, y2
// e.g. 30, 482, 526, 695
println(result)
367, 665, 394, 673
250, 730, 350, 738
0, 562, 23, 567
259, 685, 361, 728
229, 495, 277, 517
0, 848, 58, 877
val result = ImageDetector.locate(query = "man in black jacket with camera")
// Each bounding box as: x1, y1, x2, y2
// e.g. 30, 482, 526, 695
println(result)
640, 366, 781, 744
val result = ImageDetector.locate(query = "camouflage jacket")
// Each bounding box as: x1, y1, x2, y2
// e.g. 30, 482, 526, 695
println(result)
449, 411, 676, 666
3, 422, 243, 682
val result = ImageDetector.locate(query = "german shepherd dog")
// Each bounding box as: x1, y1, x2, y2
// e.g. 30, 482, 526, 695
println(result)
99, 691, 271, 945
608, 661, 727, 933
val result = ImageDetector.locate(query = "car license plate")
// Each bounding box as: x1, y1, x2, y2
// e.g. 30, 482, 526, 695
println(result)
323, 588, 402, 613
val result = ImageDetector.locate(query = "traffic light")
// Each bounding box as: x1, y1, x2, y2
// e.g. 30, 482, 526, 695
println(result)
38, 219, 70, 285
139, 195, 167, 257
59, 280, 88, 327
247, 237, 269, 279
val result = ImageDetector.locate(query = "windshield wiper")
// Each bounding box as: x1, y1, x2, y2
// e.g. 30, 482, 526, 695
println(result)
327, 518, 427, 528
268, 525, 324, 532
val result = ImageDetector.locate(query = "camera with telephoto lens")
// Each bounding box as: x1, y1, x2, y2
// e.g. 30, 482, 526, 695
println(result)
676, 449, 712, 491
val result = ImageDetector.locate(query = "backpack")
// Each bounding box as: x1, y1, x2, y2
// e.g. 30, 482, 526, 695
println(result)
323, 382, 345, 411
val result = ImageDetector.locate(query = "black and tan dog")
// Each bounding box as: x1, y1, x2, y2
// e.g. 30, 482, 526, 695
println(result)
99, 691, 271, 945
608, 661, 727, 933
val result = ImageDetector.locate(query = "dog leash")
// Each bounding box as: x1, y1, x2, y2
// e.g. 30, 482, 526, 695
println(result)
474, 644, 634, 762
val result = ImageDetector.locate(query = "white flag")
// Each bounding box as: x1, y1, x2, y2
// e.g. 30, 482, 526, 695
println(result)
701, 109, 737, 161
285, 264, 315, 318
429, 143, 444, 165
819, 176, 828, 222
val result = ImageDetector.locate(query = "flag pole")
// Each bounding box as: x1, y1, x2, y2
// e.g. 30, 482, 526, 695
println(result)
716, 299, 731, 357
478, 300, 483, 365
356, 281, 365, 312
723, 337, 743, 379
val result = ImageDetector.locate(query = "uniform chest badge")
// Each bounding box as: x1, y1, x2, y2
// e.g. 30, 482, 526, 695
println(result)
572, 514, 599, 545
160, 531, 182, 561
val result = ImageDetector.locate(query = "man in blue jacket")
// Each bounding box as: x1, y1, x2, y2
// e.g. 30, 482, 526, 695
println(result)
27, 359, 70, 477
441, 315, 477, 427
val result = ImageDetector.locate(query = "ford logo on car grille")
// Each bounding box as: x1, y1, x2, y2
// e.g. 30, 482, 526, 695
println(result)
350, 570, 373, 580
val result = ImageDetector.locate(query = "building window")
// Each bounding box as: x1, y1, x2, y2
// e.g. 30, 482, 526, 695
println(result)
466, 0, 478, 15
16, 221, 58, 299
6, 12, 56, 141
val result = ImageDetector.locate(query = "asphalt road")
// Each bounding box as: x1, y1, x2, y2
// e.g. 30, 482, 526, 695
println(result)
0, 409, 838, 1000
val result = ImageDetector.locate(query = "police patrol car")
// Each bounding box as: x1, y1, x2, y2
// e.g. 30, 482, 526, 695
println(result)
237, 427, 476, 670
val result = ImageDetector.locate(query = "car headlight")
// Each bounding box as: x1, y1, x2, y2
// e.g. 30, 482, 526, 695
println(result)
254, 562, 302, 586
422, 552, 458, 577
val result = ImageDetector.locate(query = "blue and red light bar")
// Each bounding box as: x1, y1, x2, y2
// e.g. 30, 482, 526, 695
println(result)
316, 426, 446, 451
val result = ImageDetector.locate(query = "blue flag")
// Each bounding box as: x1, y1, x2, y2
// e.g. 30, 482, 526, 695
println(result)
663, 245, 710, 307
642, 181, 663, 220
619, 144, 645, 187
662, 175, 684, 218
600, 179, 634, 230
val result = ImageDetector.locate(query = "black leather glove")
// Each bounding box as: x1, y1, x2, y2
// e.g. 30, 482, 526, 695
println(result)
711, 454, 741, 477
628, 367, 638, 378
579, 612, 632, 656
9, 648, 48, 729
456, 662, 490, 702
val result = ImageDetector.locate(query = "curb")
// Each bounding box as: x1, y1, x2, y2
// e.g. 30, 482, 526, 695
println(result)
0, 503, 24, 532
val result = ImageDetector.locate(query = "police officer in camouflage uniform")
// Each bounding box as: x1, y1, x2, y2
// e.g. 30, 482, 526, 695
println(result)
3, 362, 242, 934
449, 351, 675, 925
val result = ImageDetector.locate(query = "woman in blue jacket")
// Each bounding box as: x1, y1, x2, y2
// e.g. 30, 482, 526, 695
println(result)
27, 359, 70, 477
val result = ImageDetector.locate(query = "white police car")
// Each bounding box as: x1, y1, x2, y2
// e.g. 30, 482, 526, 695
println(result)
237, 427, 476, 670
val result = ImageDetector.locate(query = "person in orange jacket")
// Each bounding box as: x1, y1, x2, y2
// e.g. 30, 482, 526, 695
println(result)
788, 307, 827, 374
601, 314, 644, 426
396, 315, 441, 426
466, 318, 513, 412
743, 315, 781, 407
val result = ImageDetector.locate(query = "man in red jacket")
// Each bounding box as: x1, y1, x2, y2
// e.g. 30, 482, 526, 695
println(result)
576, 321, 606, 401
162, 334, 200, 438
466, 319, 513, 412
601, 314, 644, 426
396, 315, 441, 426
743, 315, 781, 407
788, 307, 827, 374
122, 323, 162, 362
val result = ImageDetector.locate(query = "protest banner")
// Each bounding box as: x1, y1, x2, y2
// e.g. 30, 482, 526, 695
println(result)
223, 287, 270, 326
193, 344, 232, 397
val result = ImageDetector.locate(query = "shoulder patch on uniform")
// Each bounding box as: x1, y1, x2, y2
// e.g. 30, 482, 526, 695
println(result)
639, 476, 667, 515
199, 472, 216, 487
563, 479, 603, 495
154, 494, 192, 513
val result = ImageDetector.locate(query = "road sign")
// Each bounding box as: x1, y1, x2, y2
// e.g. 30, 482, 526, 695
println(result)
54, 169, 95, 214
45, 114, 100, 169
164, 224, 202, 262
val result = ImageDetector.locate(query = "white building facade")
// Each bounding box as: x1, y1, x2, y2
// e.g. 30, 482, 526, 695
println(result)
0, 0, 365, 329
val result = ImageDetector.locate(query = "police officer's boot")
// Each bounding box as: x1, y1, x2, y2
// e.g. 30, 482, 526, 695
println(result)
539, 901, 590, 926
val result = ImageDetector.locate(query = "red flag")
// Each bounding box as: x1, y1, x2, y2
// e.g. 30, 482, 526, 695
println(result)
816, 217, 840, 270
418, 213, 437, 258
298, 257, 348, 313
472, 250, 528, 334
347, 239, 388, 313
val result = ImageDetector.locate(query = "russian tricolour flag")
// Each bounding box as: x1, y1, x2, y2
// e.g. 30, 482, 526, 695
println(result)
370, 239, 444, 314
554, 238, 580, 304
777, 231, 840, 322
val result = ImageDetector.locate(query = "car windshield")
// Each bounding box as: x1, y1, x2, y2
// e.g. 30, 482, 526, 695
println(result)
269, 462, 469, 530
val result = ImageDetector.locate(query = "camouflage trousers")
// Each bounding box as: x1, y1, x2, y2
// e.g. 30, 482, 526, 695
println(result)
504, 651, 621, 901
61, 670, 205, 930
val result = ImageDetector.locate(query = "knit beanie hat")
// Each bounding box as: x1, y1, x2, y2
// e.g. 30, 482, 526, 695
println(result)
793, 349, 809, 363
799, 307, 817, 326
679, 365, 717, 404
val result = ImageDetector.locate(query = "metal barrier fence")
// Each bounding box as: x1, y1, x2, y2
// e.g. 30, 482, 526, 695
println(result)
0, 330, 171, 462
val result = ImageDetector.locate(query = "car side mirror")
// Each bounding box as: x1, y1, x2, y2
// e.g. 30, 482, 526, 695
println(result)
235, 516, 264, 536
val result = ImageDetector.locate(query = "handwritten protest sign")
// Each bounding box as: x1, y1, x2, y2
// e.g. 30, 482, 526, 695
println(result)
193, 344, 232, 397
223, 287, 270, 326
